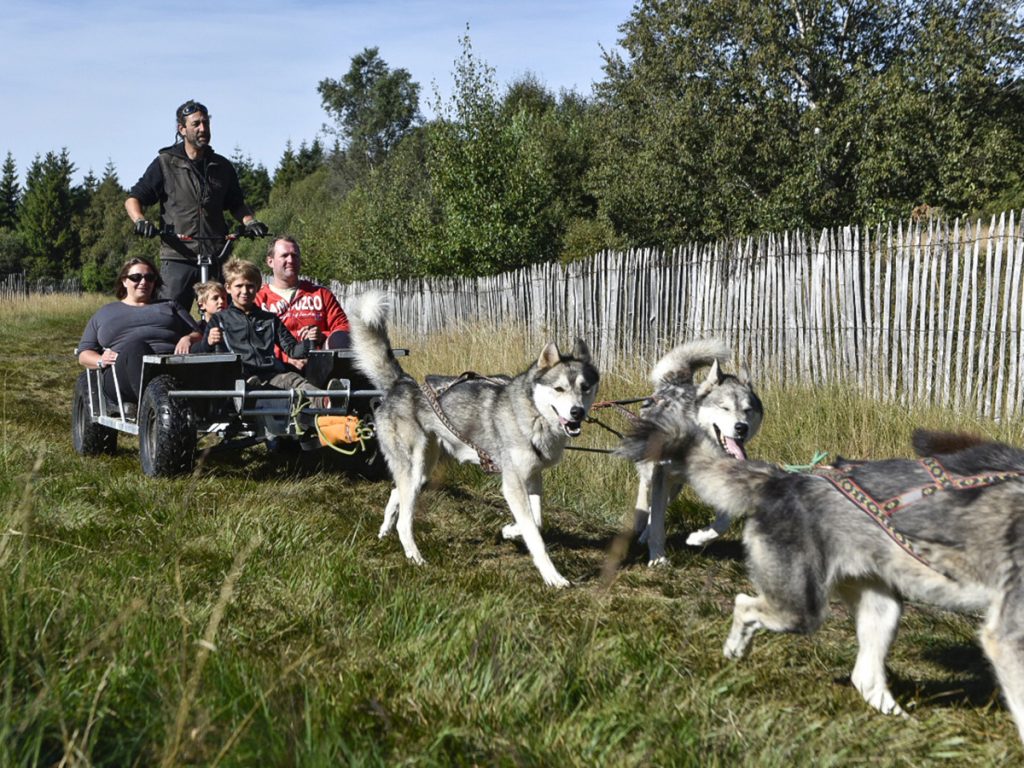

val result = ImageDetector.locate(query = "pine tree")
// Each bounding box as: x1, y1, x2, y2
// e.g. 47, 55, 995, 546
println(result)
274, 140, 324, 191
274, 141, 299, 189
18, 149, 79, 280
79, 162, 133, 291
0, 151, 20, 230
296, 139, 325, 177
230, 147, 272, 213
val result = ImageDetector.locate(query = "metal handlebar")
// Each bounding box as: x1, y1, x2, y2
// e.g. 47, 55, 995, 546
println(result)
170, 232, 244, 243
157, 227, 270, 283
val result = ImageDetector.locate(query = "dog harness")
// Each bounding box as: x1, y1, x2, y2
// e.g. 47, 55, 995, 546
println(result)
813, 457, 1024, 571
420, 372, 505, 474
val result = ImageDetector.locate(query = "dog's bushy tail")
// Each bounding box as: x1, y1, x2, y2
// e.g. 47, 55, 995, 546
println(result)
349, 291, 405, 391
911, 428, 986, 456
615, 407, 702, 465
650, 339, 731, 385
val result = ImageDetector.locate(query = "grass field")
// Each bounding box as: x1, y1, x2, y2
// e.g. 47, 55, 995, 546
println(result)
1, 293, 1022, 766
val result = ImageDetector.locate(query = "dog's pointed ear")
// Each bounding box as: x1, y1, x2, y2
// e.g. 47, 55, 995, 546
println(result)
697, 359, 722, 396
571, 338, 591, 363
737, 364, 751, 386
538, 342, 561, 369
710, 359, 724, 383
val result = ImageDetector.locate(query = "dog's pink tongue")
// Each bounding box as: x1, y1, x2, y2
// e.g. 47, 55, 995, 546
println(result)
724, 437, 747, 460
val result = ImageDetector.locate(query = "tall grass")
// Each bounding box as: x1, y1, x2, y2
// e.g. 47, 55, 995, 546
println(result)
0, 294, 1020, 765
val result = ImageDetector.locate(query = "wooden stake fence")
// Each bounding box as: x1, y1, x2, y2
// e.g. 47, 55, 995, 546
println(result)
0, 273, 82, 301
334, 210, 1024, 419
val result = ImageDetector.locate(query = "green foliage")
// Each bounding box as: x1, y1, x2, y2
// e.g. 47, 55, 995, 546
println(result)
560, 215, 620, 263
11, 4, 1024, 285
425, 35, 562, 275
849, 0, 1024, 221
0, 227, 27, 273
232, 166, 339, 277
318, 47, 421, 167
272, 139, 326, 192
77, 163, 139, 292
17, 149, 79, 280
326, 127, 437, 280
0, 151, 21, 230
230, 147, 272, 212
590, 0, 1024, 244
254, 42, 602, 281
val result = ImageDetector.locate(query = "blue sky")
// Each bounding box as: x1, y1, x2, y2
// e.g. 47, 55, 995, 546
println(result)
4, 0, 630, 186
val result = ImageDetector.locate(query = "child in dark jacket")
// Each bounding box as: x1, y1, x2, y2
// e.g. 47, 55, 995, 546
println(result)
194, 259, 313, 390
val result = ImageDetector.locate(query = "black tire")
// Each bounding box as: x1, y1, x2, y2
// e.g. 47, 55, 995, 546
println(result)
139, 375, 196, 477
72, 371, 116, 456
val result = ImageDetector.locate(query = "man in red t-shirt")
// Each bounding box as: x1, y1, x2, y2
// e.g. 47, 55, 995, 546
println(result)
254, 236, 350, 371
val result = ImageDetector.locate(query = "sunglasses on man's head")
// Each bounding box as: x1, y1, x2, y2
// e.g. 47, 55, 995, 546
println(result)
126, 273, 157, 284
180, 102, 208, 118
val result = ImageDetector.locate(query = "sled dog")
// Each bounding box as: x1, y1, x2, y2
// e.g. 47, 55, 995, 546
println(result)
618, 418, 1024, 743
349, 292, 600, 588
632, 339, 763, 565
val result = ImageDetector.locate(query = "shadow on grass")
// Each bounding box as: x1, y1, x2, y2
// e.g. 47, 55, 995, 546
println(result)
912, 642, 999, 709
491, 522, 748, 587
195, 440, 391, 482
831, 642, 1000, 712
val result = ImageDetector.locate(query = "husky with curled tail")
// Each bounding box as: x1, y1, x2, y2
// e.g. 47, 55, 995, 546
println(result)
349, 291, 600, 588
619, 415, 1024, 744
632, 339, 763, 565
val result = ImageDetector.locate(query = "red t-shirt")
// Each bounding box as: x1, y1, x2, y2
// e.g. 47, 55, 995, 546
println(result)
255, 280, 350, 364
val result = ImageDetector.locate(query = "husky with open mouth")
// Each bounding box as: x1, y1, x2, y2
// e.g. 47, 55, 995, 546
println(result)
631, 339, 763, 565
349, 291, 600, 588
619, 420, 1024, 744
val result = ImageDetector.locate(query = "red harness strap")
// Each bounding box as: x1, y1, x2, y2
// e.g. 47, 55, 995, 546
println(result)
813, 458, 1024, 572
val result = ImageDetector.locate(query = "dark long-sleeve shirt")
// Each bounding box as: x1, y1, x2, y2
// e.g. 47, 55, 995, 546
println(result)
195, 305, 310, 377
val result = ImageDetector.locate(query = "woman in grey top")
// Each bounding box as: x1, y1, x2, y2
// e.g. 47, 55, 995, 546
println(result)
77, 257, 199, 414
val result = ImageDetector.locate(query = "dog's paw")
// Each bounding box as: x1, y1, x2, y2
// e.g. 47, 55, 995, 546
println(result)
544, 573, 571, 589
686, 528, 720, 547
377, 527, 392, 539
864, 690, 906, 718
855, 681, 906, 718
647, 556, 670, 568
722, 642, 745, 660
723, 631, 753, 660
404, 551, 426, 566
501, 523, 523, 540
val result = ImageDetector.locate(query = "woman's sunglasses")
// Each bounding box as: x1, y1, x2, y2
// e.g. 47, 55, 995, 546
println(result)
126, 273, 157, 284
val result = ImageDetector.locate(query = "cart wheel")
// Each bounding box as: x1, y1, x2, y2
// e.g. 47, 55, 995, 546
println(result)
139, 375, 196, 477
72, 371, 117, 456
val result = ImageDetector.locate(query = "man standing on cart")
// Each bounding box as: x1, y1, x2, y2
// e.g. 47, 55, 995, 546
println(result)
255, 236, 351, 374
125, 99, 268, 312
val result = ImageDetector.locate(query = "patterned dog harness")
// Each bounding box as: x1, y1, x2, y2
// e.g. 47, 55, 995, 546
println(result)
420, 372, 505, 474
813, 457, 1024, 571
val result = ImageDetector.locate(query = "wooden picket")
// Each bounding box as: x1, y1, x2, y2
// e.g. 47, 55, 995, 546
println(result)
0, 273, 82, 301
334, 210, 1024, 418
